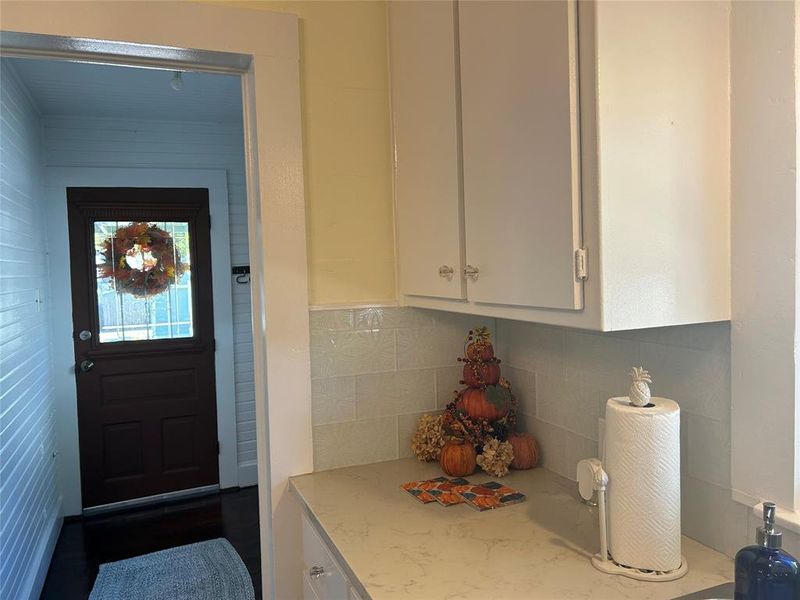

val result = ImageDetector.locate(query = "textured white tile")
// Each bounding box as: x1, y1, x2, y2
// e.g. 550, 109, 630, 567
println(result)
535, 374, 598, 440
564, 331, 640, 377
432, 311, 495, 334
354, 307, 437, 330
497, 319, 566, 377
687, 413, 731, 489
312, 377, 356, 426
503, 366, 536, 416
435, 366, 463, 408
608, 321, 731, 353
681, 475, 749, 558
398, 410, 443, 459
355, 370, 436, 418
396, 327, 464, 369
310, 329, 396, 379
520, 413, 567, 477
313, 417, 398, 471
309, 309, 354, 332
563, 430, 599, 482
640, 342, 730, 421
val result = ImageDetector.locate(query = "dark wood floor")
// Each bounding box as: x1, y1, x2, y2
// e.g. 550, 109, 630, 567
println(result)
40, 487, 261, 600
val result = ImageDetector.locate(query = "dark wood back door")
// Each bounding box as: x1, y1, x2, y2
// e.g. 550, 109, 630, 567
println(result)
67, 188, 219, 508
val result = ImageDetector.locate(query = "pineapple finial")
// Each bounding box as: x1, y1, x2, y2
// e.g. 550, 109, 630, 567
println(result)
628, 366, 652, 407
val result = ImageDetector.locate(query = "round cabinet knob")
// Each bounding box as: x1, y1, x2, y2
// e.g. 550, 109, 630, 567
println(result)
438, 265, 454, 279
463, 265, 480, 280
79, 360, 94, 373
309, 565, 325, 578
78, 330, 92, 341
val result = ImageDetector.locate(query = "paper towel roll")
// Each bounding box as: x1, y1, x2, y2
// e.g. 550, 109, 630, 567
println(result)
605, 396, 681, 572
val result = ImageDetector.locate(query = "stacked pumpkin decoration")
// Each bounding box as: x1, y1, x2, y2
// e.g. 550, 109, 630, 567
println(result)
420, 327, 540, 478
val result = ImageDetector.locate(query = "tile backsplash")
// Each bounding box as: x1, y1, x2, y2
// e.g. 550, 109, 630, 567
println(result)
310, 306, 744, 557
310, 307, 493, 470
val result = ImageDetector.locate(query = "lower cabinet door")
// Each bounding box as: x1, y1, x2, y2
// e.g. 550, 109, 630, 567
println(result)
303, 570, 322, 600
302, 513, 350, 599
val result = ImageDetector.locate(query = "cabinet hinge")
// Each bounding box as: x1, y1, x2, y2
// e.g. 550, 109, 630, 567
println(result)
575, 247, 588, 281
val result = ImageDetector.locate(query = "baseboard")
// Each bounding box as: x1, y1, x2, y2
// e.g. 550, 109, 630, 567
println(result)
21, 497, 63, 600
238, 460, 258, 487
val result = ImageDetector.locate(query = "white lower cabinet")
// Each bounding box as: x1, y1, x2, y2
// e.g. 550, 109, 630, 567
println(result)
302, 512, 364, 600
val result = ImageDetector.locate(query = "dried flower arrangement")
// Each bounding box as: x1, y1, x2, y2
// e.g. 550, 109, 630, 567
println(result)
411, 414, 446, 462
476, 437, 514, 477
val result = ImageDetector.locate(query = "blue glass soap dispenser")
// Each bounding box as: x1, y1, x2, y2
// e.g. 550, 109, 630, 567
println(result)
735, 502, 800, 600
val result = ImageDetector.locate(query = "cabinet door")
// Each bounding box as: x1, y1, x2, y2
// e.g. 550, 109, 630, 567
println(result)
459, 0, 583, 309
390, 1, 465, 300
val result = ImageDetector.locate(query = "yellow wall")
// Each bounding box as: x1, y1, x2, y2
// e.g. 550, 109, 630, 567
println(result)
202, 0, 396, 305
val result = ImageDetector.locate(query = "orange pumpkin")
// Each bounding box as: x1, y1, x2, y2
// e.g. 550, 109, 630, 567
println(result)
458, 387, 509, 421
465, 327, 495, 361
465, 340, 494, 362
440, 441, 477, 477
462, 361, 501, 387
508, 433, 540, 470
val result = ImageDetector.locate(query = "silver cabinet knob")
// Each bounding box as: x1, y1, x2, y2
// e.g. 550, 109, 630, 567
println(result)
464, 265, 480, 280
79, 360, 94, 373
79, 330, 92, 341
438, 265, 454, 279
309, 565, 325, 578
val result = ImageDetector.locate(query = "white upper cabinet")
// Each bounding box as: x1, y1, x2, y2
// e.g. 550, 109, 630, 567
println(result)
389, 0, 731, 331
389, 1, 465, 300
459, 0, 582, 310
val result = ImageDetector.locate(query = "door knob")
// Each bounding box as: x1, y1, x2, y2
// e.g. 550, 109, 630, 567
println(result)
79, 360, 94, 373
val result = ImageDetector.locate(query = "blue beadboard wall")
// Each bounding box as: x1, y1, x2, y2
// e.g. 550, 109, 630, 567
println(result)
0, 61, 62, 600
41, 115, 257, 471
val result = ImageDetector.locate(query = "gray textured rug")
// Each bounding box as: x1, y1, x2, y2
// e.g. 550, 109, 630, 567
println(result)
89, 538, 255, 600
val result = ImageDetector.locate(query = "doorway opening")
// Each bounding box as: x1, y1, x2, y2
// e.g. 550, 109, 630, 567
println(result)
0, 56, 258, 512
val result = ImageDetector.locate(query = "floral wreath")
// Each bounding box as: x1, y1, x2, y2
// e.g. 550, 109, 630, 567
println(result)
97, 222, 188, 297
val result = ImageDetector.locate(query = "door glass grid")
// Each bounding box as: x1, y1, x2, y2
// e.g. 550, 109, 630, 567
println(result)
94, 220, 193, 343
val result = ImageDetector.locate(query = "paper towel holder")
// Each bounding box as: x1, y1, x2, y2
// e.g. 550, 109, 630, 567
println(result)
577, 458, 689, 582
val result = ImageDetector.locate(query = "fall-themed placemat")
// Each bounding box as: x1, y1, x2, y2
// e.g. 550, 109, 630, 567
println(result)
401, 477, 525, 511
456, 481, 526, 511
427, 477, 471, 507
400, 476, 450, 503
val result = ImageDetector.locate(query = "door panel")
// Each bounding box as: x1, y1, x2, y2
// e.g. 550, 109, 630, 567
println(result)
390, 0, 465, 299
67, 188, 219, 508
459, 0, 583, 309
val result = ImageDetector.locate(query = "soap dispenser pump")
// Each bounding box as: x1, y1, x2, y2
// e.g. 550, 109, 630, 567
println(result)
735, 502, 800, 600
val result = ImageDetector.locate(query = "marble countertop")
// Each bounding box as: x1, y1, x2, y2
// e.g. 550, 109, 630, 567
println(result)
290, 458, 734, 600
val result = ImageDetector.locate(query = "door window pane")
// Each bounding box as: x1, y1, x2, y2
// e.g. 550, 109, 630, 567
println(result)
94, 220, 193, 343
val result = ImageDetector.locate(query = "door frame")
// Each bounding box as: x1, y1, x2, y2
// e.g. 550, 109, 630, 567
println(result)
46, 169, 239, 510
1, 5, 314, 599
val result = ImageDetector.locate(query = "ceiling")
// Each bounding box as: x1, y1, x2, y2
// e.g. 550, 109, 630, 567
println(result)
6, 58, 242, 123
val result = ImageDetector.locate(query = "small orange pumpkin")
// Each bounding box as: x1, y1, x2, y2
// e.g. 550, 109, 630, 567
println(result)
440, 441, 477, 477
464, 327, 495, 361
462, 360, 501, 387
508, 433, 540, 470
457, 387, 509, 421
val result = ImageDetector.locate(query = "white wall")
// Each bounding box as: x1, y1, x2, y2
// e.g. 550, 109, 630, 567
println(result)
730, 0, 799, 513
41, 115, 258, 483
0, 61, 62, 600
